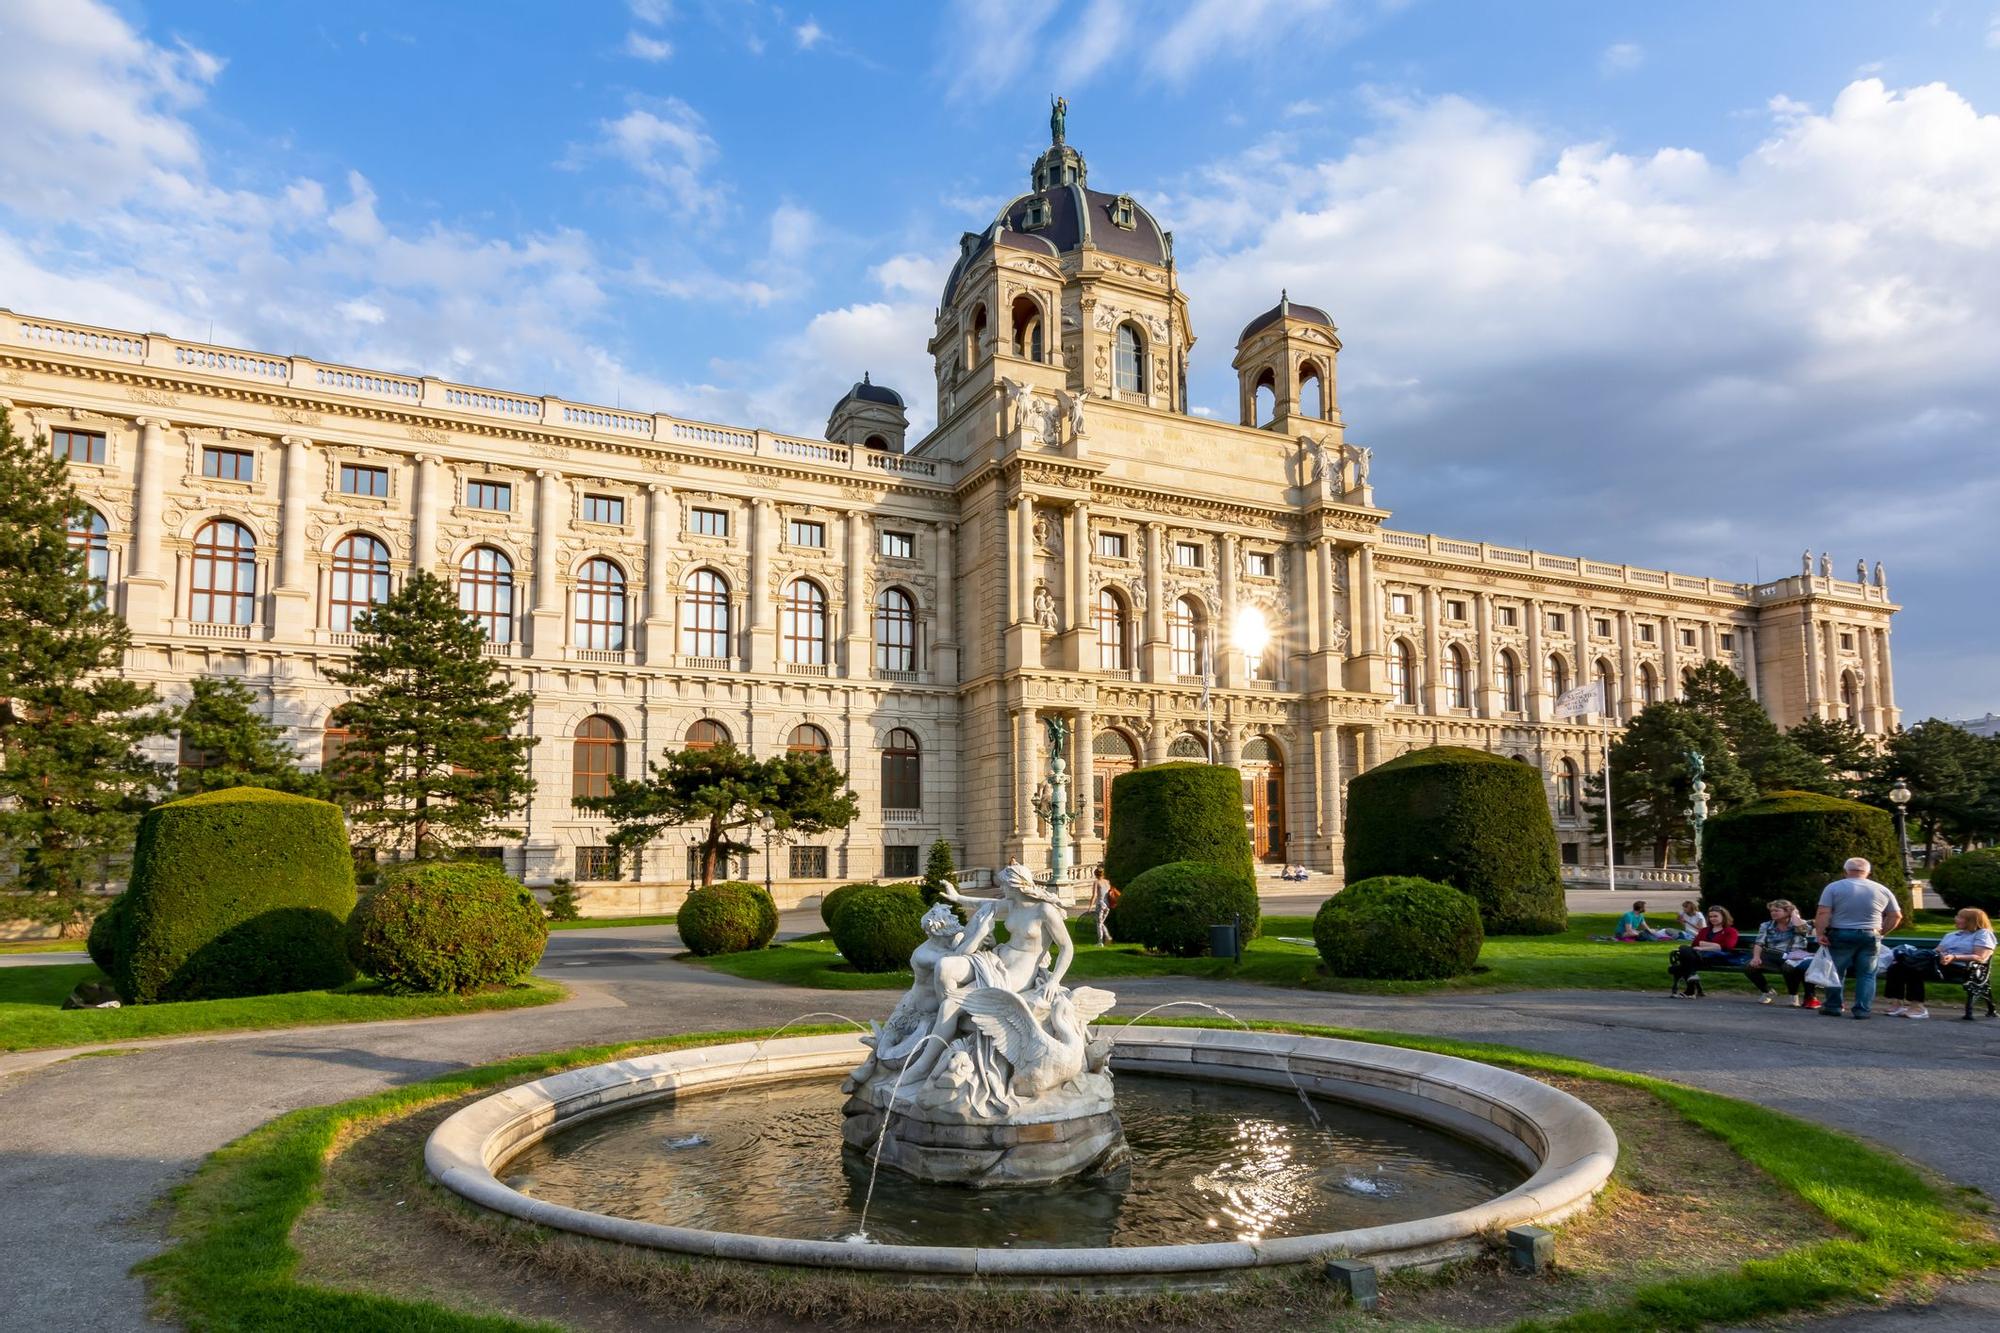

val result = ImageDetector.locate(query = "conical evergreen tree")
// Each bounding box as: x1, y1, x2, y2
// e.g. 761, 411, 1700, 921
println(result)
1680, 660, 1829, 794
1588, 702, 1752, 866
174, 675, 326, 797
324, 570, 537, 858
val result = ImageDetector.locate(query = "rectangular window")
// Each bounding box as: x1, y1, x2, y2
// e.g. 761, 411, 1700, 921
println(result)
582, 493, 625, 525
575, 846, 620, 881
1173, 541, 1202, 568
201, 447, 254, 481
339, 463, 389, 498
1840, 632, 1855, 651
1390, 593, 1413, 616
52, 428, 107, 464
789, 519, 826, 548
1498, 606, 1519, 628
466, 480, 511, 512
883, 845, 920, 878
1561, 842, 1581, 866
1719, 632, 1736, 650
1637, 623, 1656, 643
1096, 531, 1127, 559
790, 846, 829, 879
1547, 612, 1566, 632
686, 847, 747, 881
1680, 627, 1698, 647
1247, 551, 1274, 578
1445, 598, 1467, 621
689, 507, 729, 537
1594, 617, 1613, 638
879, 530, 914, 559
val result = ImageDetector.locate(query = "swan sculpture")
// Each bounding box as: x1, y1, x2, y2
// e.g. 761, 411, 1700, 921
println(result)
959, 984, 1117, 1099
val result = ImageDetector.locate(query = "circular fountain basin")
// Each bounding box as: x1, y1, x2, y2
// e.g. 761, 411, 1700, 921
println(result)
426, 1028, 1617, 1279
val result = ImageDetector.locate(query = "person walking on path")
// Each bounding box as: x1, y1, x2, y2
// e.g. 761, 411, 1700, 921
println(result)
1089, 865, 1116, 946
1813, 857, 1902, 1019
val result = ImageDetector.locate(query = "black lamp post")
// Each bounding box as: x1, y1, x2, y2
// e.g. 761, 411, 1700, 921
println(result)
1888, 778, 1912, 875
760, 814, 777, 896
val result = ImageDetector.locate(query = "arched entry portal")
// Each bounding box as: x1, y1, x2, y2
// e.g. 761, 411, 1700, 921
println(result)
1241, 736, 1286, 863
1091, 730, 1138, 841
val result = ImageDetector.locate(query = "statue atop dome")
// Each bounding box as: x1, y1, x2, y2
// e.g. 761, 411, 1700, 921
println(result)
1050, 94, 1068, 145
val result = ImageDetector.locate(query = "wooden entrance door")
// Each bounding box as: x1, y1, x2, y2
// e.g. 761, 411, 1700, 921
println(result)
1091, 730, 1138, 843
1240, 738, 1285, 862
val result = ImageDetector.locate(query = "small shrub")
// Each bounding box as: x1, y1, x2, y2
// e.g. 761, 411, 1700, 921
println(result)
86, 893, 133, 975
818, 881, 920, 930
828, 883, 926, 973
544, 877, 582, 922
1115, 860, 1260, 958
1102, 764, 1255, 895
1700, 790, 1911, 924
345, 862, 548, 993
1313, 876, 1485, 981
922, 839, 958, 907
1930, 848, 2000, 916
677, 881, 779, 956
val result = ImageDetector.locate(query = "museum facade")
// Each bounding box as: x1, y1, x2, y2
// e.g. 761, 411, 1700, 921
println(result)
0, 125, 1900, 909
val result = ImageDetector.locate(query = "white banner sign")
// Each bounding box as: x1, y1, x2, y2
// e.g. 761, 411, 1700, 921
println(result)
1553, 681, 1605, 719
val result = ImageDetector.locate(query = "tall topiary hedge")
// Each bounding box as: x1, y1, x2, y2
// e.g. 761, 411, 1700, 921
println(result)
1343, 746, 1567, 935
345, 861, 548, 993
828, 883, 926, 973
678, 880, 778, 956
1313, 876, 1484, 981
1114, 859, 1261, 957
112, 787, 357, 1003
1932, 848, 2000, 916
1102, 763, 1254, 894
1701, 790, 1911, 924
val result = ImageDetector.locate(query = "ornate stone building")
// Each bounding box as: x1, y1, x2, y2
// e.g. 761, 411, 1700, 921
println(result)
0, 120, 1899, 908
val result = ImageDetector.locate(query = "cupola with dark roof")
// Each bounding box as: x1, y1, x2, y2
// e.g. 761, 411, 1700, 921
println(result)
826, 371, 910, 453
1232, 289, 1344, 437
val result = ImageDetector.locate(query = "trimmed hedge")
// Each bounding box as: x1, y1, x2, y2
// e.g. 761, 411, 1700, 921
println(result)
86, 892, 133, 975
1343, 746, 1567, 936
677, 881, 779, 956
113, 787, 357, 1004
1102, 763, 1255, 896
1932, 849, 2000, 916
827, 883, 926, 973
1700, 790, 1911, 924
1115, 860, 1261, 958
344, 862, 548, 993
819, 881, 920, 931
1313, 876, 1485, 981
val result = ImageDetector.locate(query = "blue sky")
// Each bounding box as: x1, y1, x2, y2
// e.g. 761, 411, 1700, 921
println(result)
3, 1, 1998, 720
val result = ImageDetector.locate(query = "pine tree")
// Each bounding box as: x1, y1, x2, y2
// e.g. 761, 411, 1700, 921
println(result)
175, 676, 327, 797
1588, 702, 1752, 866
1785, 715, 1875, 801
324, 570, 537, 859
922, 838, 957, 905
1680, 660, 1829, 793
0, 407, 173, 925
1882, 720, 1999, 857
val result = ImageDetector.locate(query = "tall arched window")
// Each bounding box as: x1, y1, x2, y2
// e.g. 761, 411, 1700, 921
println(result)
1115, 322, 1146, 394
190, 519, 257, 626
320, 724, 352, 775
1095, 587, 1128, 671
328, 533, 391, 632
782, 578, 828, 665
1640, 663, 1659, 706
1168, 596, 1204, 676
968, 304, 989, 362
1841, 671, 1860, 724
1498, 649, 1522, 712
1559, 758, 1581, 818
1253, 367, 1277, 426
69, 506, 109, 607
1010, 294, 1044, 361
1298, 360, 1325, 421
457, 546, 514, 643
685, 718, 731, 751
882, 728, 921, 811
573, 558, 627, 651
571, 715, 625, 800
1168, 733, 1209, 760
1391, 639, 1418, 706
787, 723, 831, 755
1445, 644, 1470, 709
1545, 653, 1570, 700
1596, 659, 1618, 722
680, 568, 730, 658
873, 587, 916, 673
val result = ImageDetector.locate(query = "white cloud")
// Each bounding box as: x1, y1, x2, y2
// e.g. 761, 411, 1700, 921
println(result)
579, 97, 723, 220
622, 30, 672, 61
1598, 41, 1644, 76
628, 0, 672, 24
1987, 10, 2000, 48
336, 297, 386, 325
794, 19, 826, 50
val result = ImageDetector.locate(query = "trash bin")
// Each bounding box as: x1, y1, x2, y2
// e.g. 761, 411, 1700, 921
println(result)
1209, 923, 1238, 960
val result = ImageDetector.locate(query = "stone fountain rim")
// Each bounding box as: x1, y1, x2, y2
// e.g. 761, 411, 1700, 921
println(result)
424, 1027, 1618, 1278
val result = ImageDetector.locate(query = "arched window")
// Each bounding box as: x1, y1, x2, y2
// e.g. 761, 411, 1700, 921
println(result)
1095, 587, 1128, 671
1253, 366, 1277, 426
969, 304, 989, 361
320, 725, 352, 774
863, 434, 889, 451
685, 718, 731, 751
1545, 653, 1570, 700
1115, 322, 1146, 394
1681, 666, 1697, 700
68, 506, 109, 607
1168, 596, 1204, 677
1640, 663, 1659, 706
1841, 671, 1860, 724
572, 715, 625, 800
574, 558, 627, 651
782, 578, 828, 665
873, 587, 916, 673
787, 723, 831, 755
1445, 644, 1471, 709
882, 728, 921, 811
1010, 294, 1044, 361
457, 546, 514, 643
680, 568, 730, 658
1596, 659, 1618, 722
1091, 729, 1138, 840
1298, 360, 1325, 421
1391, 639, 1418, 706
1559, 758, 1581, 818
190, 519, 257, 626
329, 533, 391, 632
1498, 649, 1522, 712
1168, 733, 1209, 760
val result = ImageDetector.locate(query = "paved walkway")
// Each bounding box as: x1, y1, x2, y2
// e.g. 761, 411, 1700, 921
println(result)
3, 923, 1996, 1331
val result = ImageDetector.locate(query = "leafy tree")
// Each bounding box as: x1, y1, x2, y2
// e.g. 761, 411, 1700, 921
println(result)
0, 407, 173, 927
1680, 661, 1829, 794
922, 837, 957, 906
1588, 702, 1752, 866
576, 743, 860, 885
174, 676, 326, 797
1881, 720, 2000, 858
1785, 715, 1876, 801
324, 571, 537, 859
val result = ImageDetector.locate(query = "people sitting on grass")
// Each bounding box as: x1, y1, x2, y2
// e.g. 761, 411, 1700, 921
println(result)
1882, 908, 1996, 1020
1279, 863, 1310, 882
1814, 856, 1903, 1020
1675, 900, 1706, 940
1745, 899, 1819, 1008
1670, 906, 1743, 998
1608, 901, 1672, 942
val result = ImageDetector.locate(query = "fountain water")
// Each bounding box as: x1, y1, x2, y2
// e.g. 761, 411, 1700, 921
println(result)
850, 1030, 953, 1243
1112, 999, 1324, 1130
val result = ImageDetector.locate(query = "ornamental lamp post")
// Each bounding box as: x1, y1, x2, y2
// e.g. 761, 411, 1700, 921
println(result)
759, 813, 777, 896
1685, 748, 1709, 868
1888, 778, 1912, 875
1030, 716, 1080, 885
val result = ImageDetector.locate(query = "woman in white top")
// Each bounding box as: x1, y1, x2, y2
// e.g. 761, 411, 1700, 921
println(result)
1677, 900, 1706, 940
1882, 908, 1997, 1020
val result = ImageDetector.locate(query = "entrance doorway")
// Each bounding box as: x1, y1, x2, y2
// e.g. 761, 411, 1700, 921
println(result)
1092, 730, 1138, 841
1240, 736, 1285, 862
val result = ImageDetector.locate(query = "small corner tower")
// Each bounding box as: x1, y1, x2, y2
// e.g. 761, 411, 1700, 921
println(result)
1232, 292, 1343, 439
826, 373, 909, 453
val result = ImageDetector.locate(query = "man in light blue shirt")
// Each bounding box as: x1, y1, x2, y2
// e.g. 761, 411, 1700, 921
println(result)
1813, 857, 1903, 1018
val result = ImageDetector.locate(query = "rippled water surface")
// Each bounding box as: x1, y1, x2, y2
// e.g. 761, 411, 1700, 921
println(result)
503, 1075, 1524, 1248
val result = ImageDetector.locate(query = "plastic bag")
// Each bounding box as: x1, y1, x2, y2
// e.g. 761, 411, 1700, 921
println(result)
1874, 942, 1896, 975
1804, 950, 1841, 989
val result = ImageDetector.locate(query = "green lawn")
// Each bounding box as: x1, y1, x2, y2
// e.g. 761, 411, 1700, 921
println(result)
0, 937, 88, 954
688, 911, 1948, 996
548, 913, 676, 931
0, 963, 566, 1053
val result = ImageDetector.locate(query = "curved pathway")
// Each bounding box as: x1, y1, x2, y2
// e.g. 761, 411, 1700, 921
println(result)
3, 923, 1996, 1331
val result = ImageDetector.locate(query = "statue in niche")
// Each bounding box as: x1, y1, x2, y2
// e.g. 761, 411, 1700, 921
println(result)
1033, 583, 1059, 632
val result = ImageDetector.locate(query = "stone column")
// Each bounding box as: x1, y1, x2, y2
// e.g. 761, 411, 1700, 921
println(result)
747, 498, 774, 671
269, 434, 315, 639
844, 508, 868, 677
1067, 501, 1090, 636
529, 469, 567, 656
1318, 718, 1341, 849
1474, 592, 1498, 717
1822, 621, 1842, 716
1141, 521, 1167, 680
1858, 625, 1881, 734
1217, 532, 1239, 686
1742, 625, 1759, 701
1420, 584, 1443, 714
125, 416, 173, 631
933, 520, 957, 681
1015, 493, 1035, 624
1014, 708, 1038, 841
1874, 627, 1898, 730
1074, 707, 1095, 861
1699, 619, 1715, 666
411, 454, 441, 577
1616, 610, 1636, 719
1313, 540, 1335, 656
1801, 619, 1822, 717
1143, 717, 1168, 765
1526, 598, 1546, 722
643, 484, 674, 663
1660, 615, 1678, 700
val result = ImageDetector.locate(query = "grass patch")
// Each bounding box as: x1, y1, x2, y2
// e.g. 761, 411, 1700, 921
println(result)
547, 914, 676, 931
142, 1021, 1996, 1333
0, 937, 88, 954
0, 962, 566, 1053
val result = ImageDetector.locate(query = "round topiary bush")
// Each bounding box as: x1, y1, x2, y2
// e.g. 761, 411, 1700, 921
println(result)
827, 883, 926, 973
1313, 876, 1485, 981
1102, 763, 1255, 896
677, 881, 779, 956
1700, 790, 1911, 925
114, 787, 357, 1004
1115, 860, 1261, 958
1932, 848, 2000, 916
819, 881, 874, 931
345, 862, 548, 993
1343, 746, 1567, 936
86, 893, 133, 976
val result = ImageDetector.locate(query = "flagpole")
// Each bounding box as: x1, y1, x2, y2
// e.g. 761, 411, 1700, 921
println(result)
1602, 719, 1616, 900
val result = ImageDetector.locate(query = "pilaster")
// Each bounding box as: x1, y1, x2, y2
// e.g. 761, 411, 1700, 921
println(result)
124, 416, 172, 632
272, 434, 315, 639
747, 498, 775, 672
529, 469, 567, 655
643, 483, 674, 663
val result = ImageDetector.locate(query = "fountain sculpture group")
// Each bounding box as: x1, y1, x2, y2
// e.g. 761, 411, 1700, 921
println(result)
840, 862, 1125, 1186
